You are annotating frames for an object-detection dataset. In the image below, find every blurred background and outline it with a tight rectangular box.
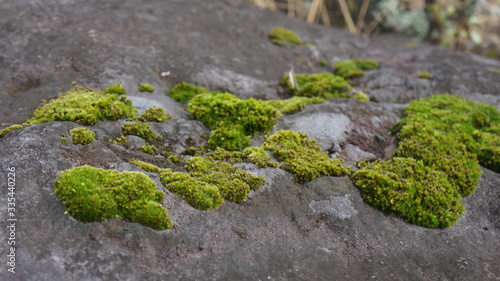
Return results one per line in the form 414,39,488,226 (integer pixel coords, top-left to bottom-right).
245,0,500,59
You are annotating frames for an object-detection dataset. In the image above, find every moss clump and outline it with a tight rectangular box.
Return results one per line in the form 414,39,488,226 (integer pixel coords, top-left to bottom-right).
0,125,23,138
280,72,353,99
104,83,127,95
156,156,265,210
140,144,158,155
206,125,251,151
187,92,281,150
130,159,164,173
393,94,499,176
138,107,172,122
197,147,278,168
122,121,161,143
265,96,324,114
243,146,279,168
54,165,172,230
333,59,379,79
268,26,304,46
168,82,210,104
28,86,137,126
138,83,155,92
69,127,96,145
417,71,432,79
263,130,352,183
351,158,464,228
110,136,129,147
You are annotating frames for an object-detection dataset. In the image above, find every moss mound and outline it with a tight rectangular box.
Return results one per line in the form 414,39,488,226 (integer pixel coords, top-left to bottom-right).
263,130,352,183
280,72,353,99
264,96,324,114
28,86,137,125
138,107,172,122
122,121,161,143
54,165,172,230
168,82,210,104
69,127,96,145
351,158,464,228
138,83,155,92
268,26,304,46
333,59,379,79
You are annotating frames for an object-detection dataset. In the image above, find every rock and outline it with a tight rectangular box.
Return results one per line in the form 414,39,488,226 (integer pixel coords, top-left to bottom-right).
0,0,499,280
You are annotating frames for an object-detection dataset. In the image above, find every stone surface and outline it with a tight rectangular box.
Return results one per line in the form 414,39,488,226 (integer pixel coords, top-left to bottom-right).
0,0,499,280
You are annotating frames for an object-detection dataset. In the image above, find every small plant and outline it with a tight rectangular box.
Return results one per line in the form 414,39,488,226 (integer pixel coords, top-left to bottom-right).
268,26,304,46
263,130,352,183
69,127,96,145
138,107,172,122
138,83,155,92
54,165,172,230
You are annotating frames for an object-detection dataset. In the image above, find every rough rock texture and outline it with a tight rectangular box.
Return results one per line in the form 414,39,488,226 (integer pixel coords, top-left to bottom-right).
0,0,499,280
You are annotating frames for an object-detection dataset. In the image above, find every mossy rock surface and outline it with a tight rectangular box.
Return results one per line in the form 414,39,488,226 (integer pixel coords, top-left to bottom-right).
69,127,96,145
28,86,137,126
333,59,379,79
351,157,464,228
138,107,172,122
168,82,210,104
122,121,161,143
263,130,352,183
268,26,303,46
54,165,172,230
280,72,352,99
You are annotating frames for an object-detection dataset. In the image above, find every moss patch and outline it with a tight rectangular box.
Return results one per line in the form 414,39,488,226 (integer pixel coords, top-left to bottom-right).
140,144,158,155
0,125,23,138
28,86,137,125
280,72,353,99
54,165,172,230
417,71,432,79
138,107,172,122
351,158,464,228
168,82,210,104
104,83,127,95
264,96,324,114
333,59,379,79
138,83,155,92
263,130,352,183
122,121,161,143
70,127,96,145
268,26,304,46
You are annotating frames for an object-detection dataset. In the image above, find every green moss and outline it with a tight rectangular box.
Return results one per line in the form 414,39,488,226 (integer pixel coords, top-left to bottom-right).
263,130,352,183
69,127,96,145
351,157,464,228
138,107,172,122
264,96,324,114
168,82,210,104
352,91,369,102
0,125,23,138
138,83,155,92
104,83,127,95
268,26,304,46
188,92,281,150
393,94,499,175
109,136,129,147
140,144,158,155
318,60,328,67
27,86,137,126
122,121,161,142
130,159,164,173
243,146,279,168
417,71,432,79
280,72,352,99
54,165,172,230
333,59,380,79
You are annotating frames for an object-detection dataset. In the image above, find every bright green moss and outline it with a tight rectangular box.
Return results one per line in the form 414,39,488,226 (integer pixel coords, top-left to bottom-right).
206,125,250,151
394,94,499,175
109,136,129,147
54,165,172,230
122,121,161,142
243,146,279,168
352,91,369,102
280,72,353,99
263,130,352,183
168,82,210,104
417,71,432,79
264,96,324,114
27,86,137,125
0,124,23,138
351,158,464,228
138,83,155,92
130,159,164,173
140,144,158,155
268,26,304,46
69,127,96,145
138,107,172,122
188,92,281,150
104,83,127,95
333,59,379,79
158,156,265,210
